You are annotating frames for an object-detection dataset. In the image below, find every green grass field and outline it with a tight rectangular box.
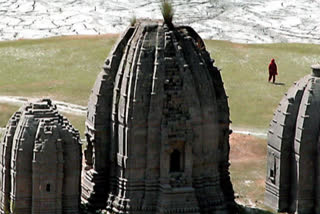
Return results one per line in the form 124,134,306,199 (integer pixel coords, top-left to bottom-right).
0,35,115,138
206,40,320,131
0,35,117,106
1,35,319,213
1,36,319,132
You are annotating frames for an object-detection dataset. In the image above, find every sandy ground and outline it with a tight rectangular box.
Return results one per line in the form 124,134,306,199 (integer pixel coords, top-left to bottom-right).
229,133,269,211
230,133,266,162
1,0,320,43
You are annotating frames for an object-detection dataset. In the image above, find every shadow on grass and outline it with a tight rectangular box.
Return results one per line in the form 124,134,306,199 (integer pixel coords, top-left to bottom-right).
238,205,274,214
273,82,285,86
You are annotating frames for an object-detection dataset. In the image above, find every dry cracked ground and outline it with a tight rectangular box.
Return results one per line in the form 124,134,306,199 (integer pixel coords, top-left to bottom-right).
0,0,320,43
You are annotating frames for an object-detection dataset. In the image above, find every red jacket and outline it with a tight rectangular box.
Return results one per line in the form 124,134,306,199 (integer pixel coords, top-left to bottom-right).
269,59,278,75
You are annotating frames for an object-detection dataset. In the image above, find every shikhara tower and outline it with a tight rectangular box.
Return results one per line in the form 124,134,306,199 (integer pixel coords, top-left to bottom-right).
265,65,320,214
82,20,235,213
0,99,82,214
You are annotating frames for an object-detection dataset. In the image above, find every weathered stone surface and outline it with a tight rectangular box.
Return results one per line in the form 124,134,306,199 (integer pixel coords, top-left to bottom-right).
265,65,320,214
82,20,235,213
0,99,82,214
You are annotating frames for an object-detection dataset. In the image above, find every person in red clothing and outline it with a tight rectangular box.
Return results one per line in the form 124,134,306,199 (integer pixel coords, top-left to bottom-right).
268,58,278,83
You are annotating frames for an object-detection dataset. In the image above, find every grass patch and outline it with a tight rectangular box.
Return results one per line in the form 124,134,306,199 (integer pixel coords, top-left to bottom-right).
1,36,315,213
205,40,320,130
1,36,320,131
161,0,174,26
63,113,86,136
0,103,20,127
130,15,137,26
231,160,267,208
229,133,275,213
0,35,117,106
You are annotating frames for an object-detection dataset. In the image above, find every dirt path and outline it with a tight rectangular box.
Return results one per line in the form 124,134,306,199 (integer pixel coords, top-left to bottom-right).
0,95,268,138
0,95,86,116
232,129,267,139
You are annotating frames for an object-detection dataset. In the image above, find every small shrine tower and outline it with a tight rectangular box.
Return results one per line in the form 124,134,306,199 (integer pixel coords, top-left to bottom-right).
0,99,82,214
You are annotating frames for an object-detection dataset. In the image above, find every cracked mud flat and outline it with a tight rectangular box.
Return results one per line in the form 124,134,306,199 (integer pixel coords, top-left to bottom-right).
0,0,320,43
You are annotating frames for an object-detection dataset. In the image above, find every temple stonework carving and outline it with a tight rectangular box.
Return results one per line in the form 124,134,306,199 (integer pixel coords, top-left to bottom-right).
265,65,320,214
82,20,235,213
0,99,82,214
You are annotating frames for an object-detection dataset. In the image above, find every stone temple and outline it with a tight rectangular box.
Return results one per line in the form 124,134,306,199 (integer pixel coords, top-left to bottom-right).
82,20,235,213
265,65,320,213
0,99,82,214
